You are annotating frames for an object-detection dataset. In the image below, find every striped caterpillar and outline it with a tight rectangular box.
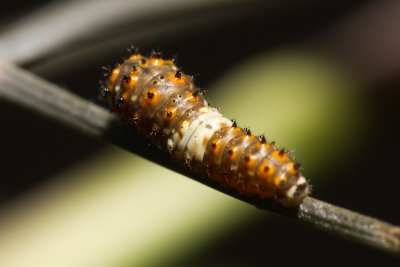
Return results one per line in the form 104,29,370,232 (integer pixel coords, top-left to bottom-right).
101,50,310,208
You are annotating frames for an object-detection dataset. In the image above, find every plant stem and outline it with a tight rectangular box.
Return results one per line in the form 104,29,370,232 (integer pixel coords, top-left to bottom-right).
0,61,399,255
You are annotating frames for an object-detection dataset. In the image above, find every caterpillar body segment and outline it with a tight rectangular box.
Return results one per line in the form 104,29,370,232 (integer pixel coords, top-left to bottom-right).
103,52,310,207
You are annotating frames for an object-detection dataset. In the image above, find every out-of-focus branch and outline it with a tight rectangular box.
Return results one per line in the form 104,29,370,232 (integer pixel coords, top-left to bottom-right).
0,0,246,65
0,61,399,255
0,60,114,136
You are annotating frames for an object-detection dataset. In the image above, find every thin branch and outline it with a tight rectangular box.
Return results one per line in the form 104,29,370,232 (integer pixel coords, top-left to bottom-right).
297,197,400,254
0,0,251,65
0,61,399,255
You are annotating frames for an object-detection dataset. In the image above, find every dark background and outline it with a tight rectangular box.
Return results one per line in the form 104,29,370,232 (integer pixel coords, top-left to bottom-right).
1,0,399,266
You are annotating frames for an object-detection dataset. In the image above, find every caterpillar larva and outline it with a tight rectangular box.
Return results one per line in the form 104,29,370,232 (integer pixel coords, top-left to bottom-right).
101,50,310,208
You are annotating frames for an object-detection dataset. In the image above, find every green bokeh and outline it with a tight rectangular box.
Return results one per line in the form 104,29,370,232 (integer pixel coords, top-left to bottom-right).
209,49,365,179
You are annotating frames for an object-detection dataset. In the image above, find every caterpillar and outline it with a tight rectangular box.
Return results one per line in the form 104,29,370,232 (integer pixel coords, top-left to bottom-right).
101,50,310,208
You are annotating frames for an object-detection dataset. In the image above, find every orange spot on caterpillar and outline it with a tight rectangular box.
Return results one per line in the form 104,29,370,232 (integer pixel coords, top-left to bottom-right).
272,149,289,163
287,162,300,175
166,71,186,85
257,161,275,180
144,89,159,106
128,54,143,61
165,107,177,122
242,154,255,169
274,175,288,189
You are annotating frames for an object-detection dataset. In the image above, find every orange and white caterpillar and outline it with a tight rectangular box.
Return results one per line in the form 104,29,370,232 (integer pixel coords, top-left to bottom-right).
101,50,310,207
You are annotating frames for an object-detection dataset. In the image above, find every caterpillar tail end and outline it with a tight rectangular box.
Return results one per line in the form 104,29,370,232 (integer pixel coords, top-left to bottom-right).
277,176,310,208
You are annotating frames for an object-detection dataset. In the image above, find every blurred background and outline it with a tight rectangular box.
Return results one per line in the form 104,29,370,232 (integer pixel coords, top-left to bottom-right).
0,0,399,266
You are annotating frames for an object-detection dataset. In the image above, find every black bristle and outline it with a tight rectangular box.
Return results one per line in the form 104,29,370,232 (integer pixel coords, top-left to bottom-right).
99,84,109,98
294,163,301,170
147,91,155,99
151,50,163,59
175,70,182,79
192,88,202,97
245,128,251,135
101,65,111,77
122,74,131,83
117,97,124,107
127,45,139,54
171,54,179,63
